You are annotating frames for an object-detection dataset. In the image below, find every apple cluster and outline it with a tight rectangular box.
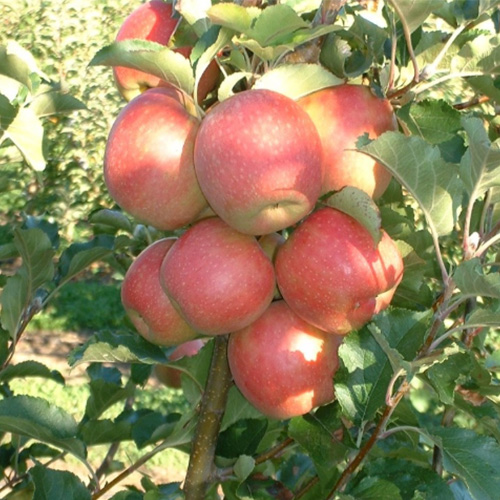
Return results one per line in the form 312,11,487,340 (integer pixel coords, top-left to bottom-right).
107,1,404,420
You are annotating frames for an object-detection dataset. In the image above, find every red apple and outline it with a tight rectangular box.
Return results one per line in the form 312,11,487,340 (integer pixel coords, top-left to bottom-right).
194,89,324,235
113,0,219,103
160,217,276,336
154,338,205,388
297,84,397,199
275,207,404,335
104,87,209,230
228,301,342,419
121,238,198,346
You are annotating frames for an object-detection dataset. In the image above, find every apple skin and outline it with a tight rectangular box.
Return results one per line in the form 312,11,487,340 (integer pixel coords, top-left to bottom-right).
228,300,342,420
297,84,397,199
104,87,209,230
194,89,324,235
154,338,205,389
275,207,404,335
113,0,219,103
160,217,276,336
121,238,198,346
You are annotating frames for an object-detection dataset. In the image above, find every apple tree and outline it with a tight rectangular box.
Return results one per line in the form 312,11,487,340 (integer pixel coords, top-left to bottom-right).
3,0,500,499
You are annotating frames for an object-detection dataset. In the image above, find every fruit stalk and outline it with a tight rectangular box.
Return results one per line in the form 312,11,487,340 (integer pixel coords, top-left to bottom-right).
183,335,233,499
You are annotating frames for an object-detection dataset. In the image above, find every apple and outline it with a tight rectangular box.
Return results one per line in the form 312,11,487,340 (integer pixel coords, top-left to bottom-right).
160,217,276,336
113,0,219,103
194,89,324,235
297,84,397,199
228,300,342,419
154,338,206,388
121,238,198,346
104,87,209,230
275,207,404,335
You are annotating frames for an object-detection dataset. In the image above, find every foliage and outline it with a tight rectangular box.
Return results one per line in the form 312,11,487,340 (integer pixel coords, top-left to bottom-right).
2,0,500,499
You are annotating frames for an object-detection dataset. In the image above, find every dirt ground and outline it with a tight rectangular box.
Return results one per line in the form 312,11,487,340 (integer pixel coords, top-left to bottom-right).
9,329,188,498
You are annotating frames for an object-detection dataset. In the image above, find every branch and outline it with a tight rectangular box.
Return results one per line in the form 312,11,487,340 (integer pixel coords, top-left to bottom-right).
183,335,233,499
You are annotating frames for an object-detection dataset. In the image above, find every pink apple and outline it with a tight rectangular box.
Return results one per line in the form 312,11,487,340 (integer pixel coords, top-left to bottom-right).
121,238,198,346
275,207,404,335
113,0,219,103
228,300,342,419
194,89,323,235
160,217,276,335
154,338,206,388
104,87,209,230
297,84,397,199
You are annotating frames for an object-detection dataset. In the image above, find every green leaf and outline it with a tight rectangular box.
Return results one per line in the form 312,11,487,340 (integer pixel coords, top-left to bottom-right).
360,132,462,237
431,427,500,500
250,5,308,46
426,351,472,404
394,0,445,34
2,105,46,170
78,418,131,446
234,455,256,483
30,465,91,500
0,396,85,458
89,209,133,233
0,361,64,385
397,100,462,145
453,258,500,300
207,3,260,34
68,330,169,367
218,72,252,101
335,309,429,424
326,187,382,245
289,405,349,486
85,365,135,420
30,89,87,117
360,458,454,499
452,34,500,75
347,477,402,500
0,274,29,338
1,228,54,338
253,63,343,101
58,235,114,284
216,418,268,459
0,41,48,90
462,307,500,331
460,117,500,202
90,40,195,96
14,228,54,291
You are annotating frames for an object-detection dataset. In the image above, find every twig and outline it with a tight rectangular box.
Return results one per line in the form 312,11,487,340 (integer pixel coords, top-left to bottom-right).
183,335,233,499
326,379,411,498
387,0,419,84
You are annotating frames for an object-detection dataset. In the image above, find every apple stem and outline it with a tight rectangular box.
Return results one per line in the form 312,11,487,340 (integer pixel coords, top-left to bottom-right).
183,335,233,499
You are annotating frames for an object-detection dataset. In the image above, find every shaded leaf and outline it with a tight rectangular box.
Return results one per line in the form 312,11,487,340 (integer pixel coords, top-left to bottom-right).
360,458,454,499
31,465,91,500
326,187,382,245
58,235,114,284
0,361,64,385
335,309,429,424
0,396,85,458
